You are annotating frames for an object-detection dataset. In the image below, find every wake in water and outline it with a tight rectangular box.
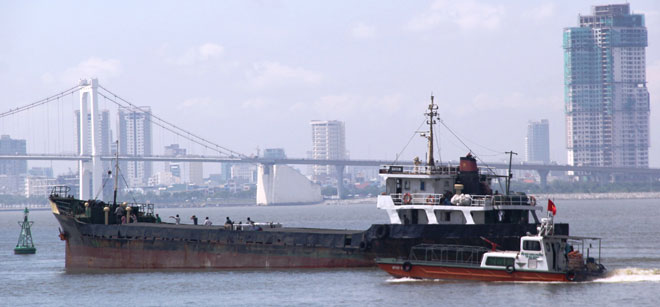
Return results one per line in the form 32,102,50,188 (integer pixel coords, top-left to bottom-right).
593,267,660,283
385,268,660,284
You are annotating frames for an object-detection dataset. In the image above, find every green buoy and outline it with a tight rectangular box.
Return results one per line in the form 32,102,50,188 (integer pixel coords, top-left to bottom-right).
14,208,36,254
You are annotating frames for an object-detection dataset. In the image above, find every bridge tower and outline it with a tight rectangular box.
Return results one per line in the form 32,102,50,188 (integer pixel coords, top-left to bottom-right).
78,78,103,200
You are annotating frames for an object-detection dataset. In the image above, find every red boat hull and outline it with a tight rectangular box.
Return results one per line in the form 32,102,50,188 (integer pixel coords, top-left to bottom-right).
377,262,569,282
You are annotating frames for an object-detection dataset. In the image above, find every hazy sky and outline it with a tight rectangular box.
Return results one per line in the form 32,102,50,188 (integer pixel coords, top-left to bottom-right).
1,0,659,172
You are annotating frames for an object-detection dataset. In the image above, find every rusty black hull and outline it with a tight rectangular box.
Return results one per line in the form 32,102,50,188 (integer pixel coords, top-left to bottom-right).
54,212,568,270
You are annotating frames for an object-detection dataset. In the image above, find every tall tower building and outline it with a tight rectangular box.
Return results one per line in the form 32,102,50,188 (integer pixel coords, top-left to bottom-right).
0,135,27,175
118,107,152,187
564,4,649,168
310,120,346,181
525,120,550,164
75,109,112,168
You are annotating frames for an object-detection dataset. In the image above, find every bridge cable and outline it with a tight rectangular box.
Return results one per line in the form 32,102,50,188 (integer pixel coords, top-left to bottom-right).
97,91,241,159
97,85,246,158
0,84,82,119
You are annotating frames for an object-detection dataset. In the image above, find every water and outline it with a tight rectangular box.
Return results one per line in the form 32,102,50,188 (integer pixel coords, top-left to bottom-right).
1,199,659,306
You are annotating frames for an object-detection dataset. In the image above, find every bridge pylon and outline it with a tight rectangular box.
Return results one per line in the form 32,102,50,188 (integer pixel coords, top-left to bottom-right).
78,78,103,200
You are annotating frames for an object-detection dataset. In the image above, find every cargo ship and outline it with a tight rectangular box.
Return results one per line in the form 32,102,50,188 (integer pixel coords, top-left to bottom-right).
50,96,568,270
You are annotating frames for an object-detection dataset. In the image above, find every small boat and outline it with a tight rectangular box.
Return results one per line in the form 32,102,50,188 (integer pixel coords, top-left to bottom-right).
376,204,606,282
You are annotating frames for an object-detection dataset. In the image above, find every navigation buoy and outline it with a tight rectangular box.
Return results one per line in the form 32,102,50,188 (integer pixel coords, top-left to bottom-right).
14,208,36,254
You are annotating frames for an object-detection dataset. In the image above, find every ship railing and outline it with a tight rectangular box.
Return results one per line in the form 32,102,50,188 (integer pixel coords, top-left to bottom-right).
379,165,459,175
125,202,155,216
390,193,487,207
50,186,72,198
409,244,488,267
389,193,533,207
391,193,445,206
229,222,282,231
490,194,531,207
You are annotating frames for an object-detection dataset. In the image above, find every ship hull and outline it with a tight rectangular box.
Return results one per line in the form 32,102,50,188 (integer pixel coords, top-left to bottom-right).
51,198,568,270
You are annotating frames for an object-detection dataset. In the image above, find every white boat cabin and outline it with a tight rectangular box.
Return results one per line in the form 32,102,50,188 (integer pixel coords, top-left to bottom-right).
481,217,602,274
377,157,541,225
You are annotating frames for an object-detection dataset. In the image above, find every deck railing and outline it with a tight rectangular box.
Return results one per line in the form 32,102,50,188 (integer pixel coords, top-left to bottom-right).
379,165,459,175
409,244,488,267
388,193,532,207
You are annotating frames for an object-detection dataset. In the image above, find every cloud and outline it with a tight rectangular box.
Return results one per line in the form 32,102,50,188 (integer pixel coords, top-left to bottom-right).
170,43,224,65
241,97,270,110
290,93,405,117
246,61,322,89
178,97,212,110
456,91,562,115
407,0,504,31
351,23,376,39
41,57,121,85
522,3,555,21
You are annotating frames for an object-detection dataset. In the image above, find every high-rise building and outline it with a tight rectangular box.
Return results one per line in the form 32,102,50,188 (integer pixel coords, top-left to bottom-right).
75,109,112,172
525,120,550,164
189,160,204,185
262,148,287,159
564,4,649,168
163,143,187,179
310,120,346,181
75,109,112,156
231,164,257,184
118,107,152,187
0,135,27,176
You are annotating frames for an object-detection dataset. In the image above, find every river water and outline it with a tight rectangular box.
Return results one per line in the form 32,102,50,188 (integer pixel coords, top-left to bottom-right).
1,199,659,306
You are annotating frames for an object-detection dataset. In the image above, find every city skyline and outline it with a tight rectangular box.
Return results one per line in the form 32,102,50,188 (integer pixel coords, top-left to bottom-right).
1,1,659,171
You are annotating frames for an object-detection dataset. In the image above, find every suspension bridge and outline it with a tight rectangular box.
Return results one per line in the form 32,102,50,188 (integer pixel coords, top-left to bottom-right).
1,78,659,202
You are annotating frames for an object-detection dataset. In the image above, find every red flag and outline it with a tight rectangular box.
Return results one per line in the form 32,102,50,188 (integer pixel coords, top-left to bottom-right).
548,199,557,216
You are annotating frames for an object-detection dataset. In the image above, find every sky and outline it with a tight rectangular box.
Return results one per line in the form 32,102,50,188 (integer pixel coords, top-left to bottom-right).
1,0,659,174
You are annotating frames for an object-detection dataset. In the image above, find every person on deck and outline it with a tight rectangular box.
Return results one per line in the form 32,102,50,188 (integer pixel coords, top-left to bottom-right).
224,217,233,230
204,217,212,226
191,215,198,225
155,214,162,223
114,205,125,224
169,214,181,225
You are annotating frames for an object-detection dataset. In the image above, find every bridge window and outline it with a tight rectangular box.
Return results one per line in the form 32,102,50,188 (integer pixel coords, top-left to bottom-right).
485,256,515,267
420,181,426,191
523,240,542,251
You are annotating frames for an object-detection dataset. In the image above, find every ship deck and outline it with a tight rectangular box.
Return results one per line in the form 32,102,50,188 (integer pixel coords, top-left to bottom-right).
124,222,364,235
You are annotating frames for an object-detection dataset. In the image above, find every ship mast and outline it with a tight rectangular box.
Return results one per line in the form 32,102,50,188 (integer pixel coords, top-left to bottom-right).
112,140,119,207
424,95,438,167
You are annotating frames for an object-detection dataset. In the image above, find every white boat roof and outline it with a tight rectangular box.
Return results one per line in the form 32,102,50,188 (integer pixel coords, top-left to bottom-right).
546,235,602,240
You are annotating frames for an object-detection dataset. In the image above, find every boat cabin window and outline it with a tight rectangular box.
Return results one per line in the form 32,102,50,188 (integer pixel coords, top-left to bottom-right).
404,180,410,190
420,181,426,191
485,256,515,267
522,240,542,251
